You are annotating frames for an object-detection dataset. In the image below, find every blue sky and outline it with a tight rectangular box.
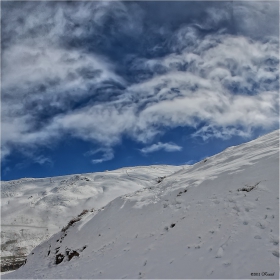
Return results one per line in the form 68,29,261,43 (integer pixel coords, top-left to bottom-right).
1,1,279,181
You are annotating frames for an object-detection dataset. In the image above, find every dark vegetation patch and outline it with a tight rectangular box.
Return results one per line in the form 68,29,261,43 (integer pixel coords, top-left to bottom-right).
238,182,260,192
1,240,18,251
64,246,87,262
62,209,89,232
61,216,82,232
156,176,166,183
55,253,64,264
55,245,87,264
177,189,187,196
66,249,80,261
1,260,26,272
78,209,89,217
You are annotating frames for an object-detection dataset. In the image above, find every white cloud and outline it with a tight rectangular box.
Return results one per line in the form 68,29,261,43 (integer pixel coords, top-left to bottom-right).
2,45,124,94
1,2,279,162
129,34,279,141
85,148,114,164
232,1,279,38
34,155,53,166
53,103,136,146
185,160,197,165
140,142,182,154
2,31,278,160
1,1,128,160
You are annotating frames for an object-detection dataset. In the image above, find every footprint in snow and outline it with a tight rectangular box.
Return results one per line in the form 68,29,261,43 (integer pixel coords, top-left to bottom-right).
254,235,262,239
232,205,240,213
197,200,204,205
223,261,231,267
270,236,279,246
256,222,266,229
215,247,224,258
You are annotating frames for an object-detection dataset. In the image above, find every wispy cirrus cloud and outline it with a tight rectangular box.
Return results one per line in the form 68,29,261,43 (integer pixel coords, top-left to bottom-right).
1,1,279,166
128,33,279,142
1,1,129,160
140,142,182,154
85,148,114,164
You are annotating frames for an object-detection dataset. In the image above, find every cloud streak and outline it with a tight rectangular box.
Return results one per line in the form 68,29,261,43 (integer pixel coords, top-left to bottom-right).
1,1,279,164
85,148,114,164
140,142,182,154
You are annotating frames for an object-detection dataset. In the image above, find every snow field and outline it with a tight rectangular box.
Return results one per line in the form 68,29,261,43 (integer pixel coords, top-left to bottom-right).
3,130,279,278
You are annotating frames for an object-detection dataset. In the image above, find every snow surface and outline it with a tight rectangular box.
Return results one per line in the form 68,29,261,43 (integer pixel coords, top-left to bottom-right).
1,165,180,258
3,130,279,279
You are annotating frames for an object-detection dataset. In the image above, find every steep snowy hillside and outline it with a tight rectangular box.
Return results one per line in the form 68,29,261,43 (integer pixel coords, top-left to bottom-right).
1,165,181,262
3,130,279,279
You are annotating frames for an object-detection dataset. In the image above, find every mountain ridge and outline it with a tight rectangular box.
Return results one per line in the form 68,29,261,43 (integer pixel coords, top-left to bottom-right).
3,129,279,278
1,165,181,262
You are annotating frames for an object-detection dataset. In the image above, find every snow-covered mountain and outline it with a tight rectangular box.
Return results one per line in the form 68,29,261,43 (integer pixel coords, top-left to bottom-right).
1,165,181,259
3,130,279,279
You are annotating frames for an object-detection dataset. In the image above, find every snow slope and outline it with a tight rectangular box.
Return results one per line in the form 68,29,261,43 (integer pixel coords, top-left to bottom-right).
3,130,279,279
1,165,181,259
